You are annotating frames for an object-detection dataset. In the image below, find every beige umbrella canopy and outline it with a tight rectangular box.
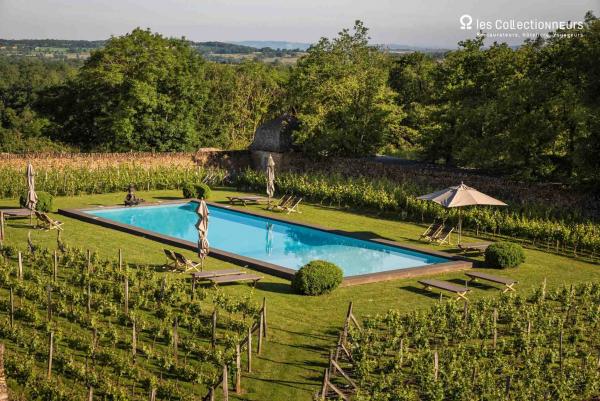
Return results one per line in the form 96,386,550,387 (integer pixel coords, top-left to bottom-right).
417,182,507,244
195,200,210,271
266,154,275,202
26,163,38,211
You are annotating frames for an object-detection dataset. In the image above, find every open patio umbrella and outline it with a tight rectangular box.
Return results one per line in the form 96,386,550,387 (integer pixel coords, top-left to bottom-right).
266,154,275,205
26,163,38,225
417,182,506,244
195,200,210,271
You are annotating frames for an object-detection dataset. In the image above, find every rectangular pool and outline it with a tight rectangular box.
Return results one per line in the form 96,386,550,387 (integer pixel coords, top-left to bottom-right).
82,201,451,278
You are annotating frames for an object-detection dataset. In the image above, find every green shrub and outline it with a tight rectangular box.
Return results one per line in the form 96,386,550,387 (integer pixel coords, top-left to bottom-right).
485,242,526,268
292,260,343,295
195,183,211,200
19,191,53,212
182,183,195,199
182,183,211,200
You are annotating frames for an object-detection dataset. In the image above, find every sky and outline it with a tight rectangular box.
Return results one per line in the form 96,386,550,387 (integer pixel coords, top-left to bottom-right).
0,0,598,48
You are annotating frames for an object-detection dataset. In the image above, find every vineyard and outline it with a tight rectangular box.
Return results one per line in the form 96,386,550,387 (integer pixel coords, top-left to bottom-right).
0,240,263,400
333,284,600,400
235,169,600,261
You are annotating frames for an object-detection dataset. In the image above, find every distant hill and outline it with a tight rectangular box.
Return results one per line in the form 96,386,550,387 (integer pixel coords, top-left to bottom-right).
232,41,311,51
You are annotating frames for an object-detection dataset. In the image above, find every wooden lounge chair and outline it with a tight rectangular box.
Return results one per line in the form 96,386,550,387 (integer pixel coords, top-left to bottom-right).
36,212,64,231
458,242,491,254
266,194,292,211
419,279,470,300
226,196,268,206
465,271,518,293
208,273,263,287
173,252,201,272
274,196,302,214
191,269,246,282
163,249,183,271
431,225,453,245
420,220,444,241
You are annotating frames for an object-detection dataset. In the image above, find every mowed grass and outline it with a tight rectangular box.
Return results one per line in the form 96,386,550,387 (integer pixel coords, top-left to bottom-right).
1,188,599,400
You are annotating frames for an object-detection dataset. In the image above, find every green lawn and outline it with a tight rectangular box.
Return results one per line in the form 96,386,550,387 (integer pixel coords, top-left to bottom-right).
1,188,599,400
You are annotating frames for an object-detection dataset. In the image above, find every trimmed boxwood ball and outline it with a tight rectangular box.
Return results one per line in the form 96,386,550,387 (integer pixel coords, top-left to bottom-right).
182,183,211,200
19,191,53,212
292,260,343,295
485,242,525,269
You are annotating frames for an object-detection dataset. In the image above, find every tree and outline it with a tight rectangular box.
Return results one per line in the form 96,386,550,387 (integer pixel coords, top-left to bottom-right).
43,28,208,151
201,61,286,149
287,21,404,157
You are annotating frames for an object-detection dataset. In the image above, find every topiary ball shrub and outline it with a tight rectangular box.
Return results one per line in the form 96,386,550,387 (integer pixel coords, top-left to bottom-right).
19,191,53,212
194,183,211,200
292,260,343,295
485,242,525,269
182,183,211,199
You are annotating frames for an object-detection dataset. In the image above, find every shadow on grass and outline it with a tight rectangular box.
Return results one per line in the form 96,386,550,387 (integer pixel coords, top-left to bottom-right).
249,376,315,392
256,281,294,294
400,285,442,300
257,355,324,374
275,327,337,342
269,340,327,355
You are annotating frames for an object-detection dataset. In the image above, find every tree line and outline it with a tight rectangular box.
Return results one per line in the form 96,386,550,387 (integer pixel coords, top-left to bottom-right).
1,15,599,186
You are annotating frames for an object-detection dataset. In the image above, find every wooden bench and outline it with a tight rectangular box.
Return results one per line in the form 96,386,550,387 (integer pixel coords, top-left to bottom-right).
458,242,491,254
208,273,263,287
226,196,268,206
419,279,470,300
465,271,518,293
191,269,246,281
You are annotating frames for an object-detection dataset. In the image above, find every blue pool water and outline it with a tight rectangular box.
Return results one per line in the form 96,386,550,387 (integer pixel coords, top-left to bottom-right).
87,202,448,276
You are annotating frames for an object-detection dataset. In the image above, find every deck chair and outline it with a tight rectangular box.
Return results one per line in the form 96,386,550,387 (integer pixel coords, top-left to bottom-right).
163,249,183,271
275,196,302,214
431,225,454,245
420,219,444,241
266,194,292,211
173,252,201,272
36,212,64,231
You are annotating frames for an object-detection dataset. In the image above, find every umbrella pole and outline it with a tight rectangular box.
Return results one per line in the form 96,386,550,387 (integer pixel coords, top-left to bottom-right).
458,209,462,245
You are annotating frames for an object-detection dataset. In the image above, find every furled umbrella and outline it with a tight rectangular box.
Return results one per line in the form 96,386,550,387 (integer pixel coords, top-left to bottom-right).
195,200,210,271
417,182,507,244
266,154,275,205
26,162,38,226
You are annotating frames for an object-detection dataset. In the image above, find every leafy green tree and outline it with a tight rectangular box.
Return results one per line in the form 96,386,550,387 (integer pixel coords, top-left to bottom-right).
201,61,286,149
44,28,208,151
287,21,404,157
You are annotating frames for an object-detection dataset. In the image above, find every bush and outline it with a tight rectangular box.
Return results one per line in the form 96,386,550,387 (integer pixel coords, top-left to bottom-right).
182,183,211,200
19,191,53,212
485,242,525,269
292,260,343,295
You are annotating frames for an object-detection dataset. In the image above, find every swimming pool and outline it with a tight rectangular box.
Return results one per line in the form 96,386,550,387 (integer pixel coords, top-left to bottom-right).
79,201,453,278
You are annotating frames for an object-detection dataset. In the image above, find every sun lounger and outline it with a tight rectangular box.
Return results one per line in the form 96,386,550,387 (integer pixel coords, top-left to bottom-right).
431,225,453,244
191,269,246,281
465,271,518,293
173,252,201,272
208,273,263,287
419,279,470,300
273,196,302,214
420,220,444,241
266,194,292,211
36,212,64,231
226,196,269,206
0,208,33,218
163,249,183,270
458,242,491,254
